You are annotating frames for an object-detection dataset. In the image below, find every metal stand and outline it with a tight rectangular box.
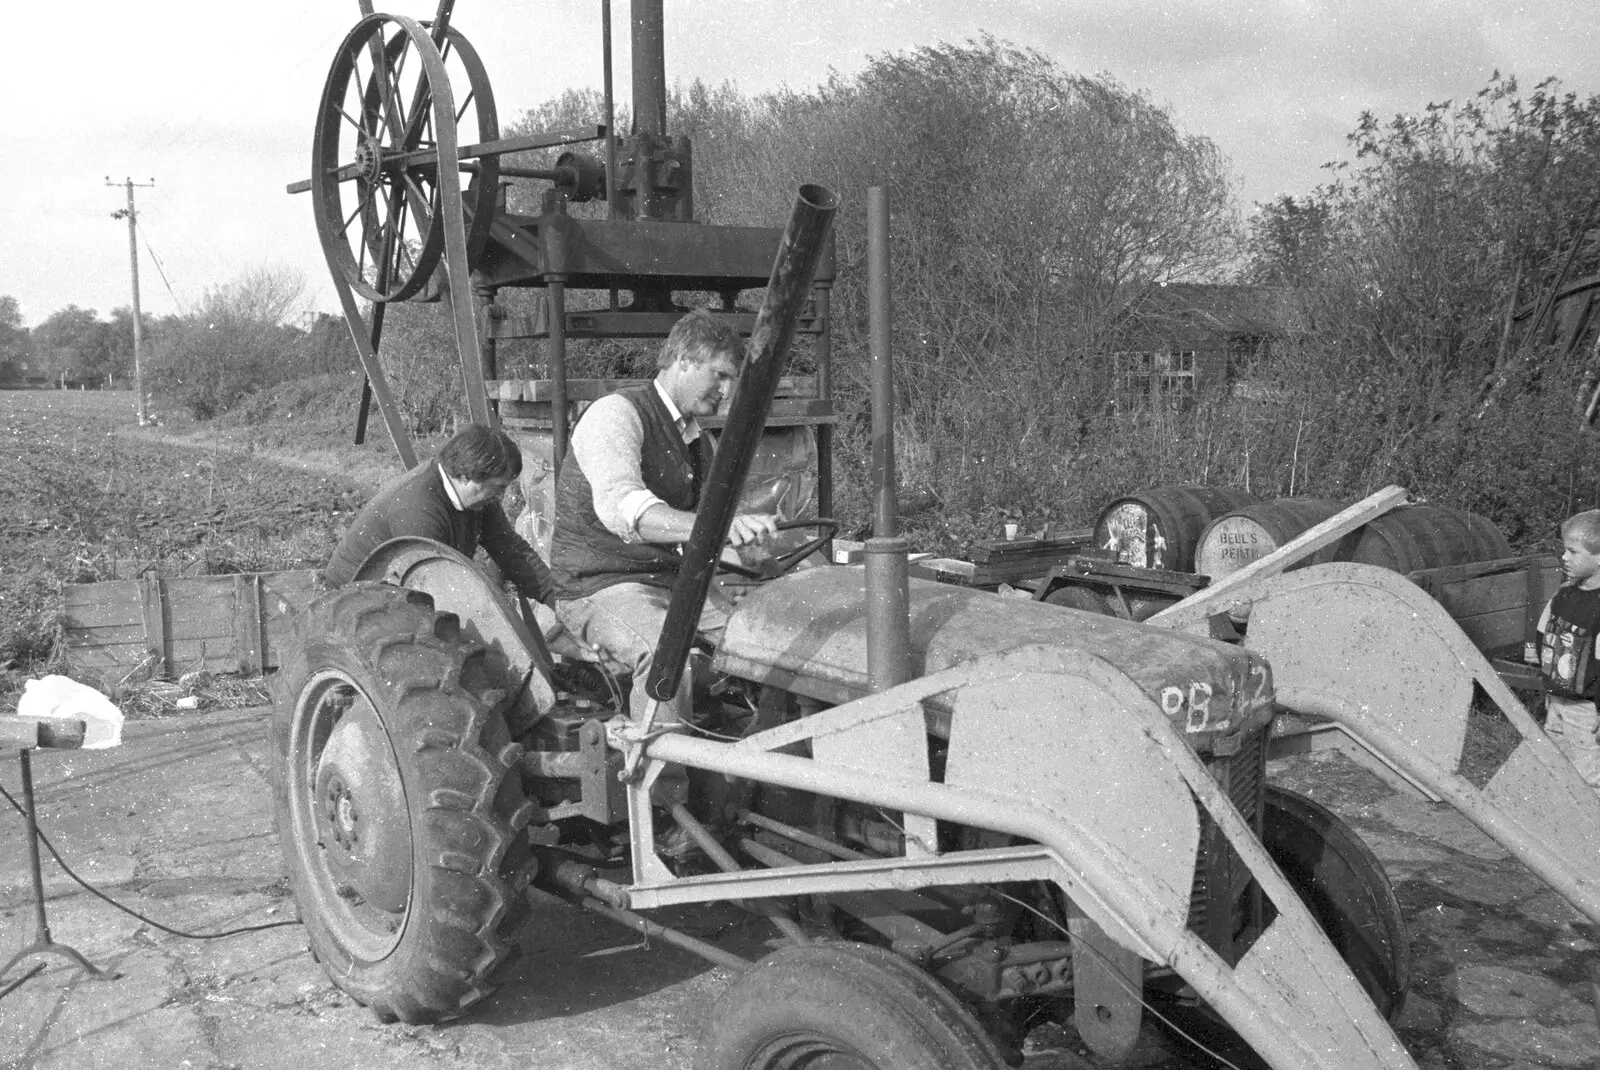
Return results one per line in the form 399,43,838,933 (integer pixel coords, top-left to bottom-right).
0,748,105,998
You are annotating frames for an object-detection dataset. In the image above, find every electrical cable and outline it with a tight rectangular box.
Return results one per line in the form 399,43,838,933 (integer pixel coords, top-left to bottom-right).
0,780,300,942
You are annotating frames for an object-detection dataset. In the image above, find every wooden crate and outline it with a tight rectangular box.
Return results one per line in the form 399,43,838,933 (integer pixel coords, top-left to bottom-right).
62,570,321,683
1405,554,1561,658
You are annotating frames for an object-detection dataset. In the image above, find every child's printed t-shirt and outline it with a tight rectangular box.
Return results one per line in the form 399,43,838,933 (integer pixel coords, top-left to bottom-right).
1537,585,1600,701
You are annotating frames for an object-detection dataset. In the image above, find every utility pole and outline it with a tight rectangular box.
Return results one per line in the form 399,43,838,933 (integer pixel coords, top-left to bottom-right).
107,177,155,425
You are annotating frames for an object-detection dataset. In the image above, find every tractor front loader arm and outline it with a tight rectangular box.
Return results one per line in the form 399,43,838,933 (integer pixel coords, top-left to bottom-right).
625,645,1415,1070
1212,561,1600,925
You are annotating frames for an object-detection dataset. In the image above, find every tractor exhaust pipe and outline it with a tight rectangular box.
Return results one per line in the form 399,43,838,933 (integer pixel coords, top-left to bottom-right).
646,184,840,702
865,187,913,692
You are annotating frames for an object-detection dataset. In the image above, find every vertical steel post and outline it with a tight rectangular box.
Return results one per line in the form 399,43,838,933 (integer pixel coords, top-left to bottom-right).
548,278,570,472
814,281,834,527
865,187,912,692
631,0,667,137
601,0,622,311
868,188,896,537
603,0,618,221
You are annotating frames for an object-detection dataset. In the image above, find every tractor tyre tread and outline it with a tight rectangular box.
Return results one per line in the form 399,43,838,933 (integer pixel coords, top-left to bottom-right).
271,582,535,1025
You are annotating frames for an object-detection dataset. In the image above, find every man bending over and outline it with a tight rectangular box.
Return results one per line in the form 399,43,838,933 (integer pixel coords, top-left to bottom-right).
325,423,552,603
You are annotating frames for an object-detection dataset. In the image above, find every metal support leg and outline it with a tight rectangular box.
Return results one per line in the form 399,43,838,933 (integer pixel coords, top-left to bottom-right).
0,750,106,997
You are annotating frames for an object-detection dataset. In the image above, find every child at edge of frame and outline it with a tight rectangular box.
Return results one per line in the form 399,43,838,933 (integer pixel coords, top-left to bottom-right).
1527,508,1600,789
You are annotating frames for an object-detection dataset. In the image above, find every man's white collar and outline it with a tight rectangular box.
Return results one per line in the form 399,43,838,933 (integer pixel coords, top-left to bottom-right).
438,461,467,511
654,379,699,442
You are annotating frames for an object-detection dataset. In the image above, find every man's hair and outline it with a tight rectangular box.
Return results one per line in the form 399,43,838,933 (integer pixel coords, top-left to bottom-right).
657,308,744,371
1562,509,1600,553
438,424,522,482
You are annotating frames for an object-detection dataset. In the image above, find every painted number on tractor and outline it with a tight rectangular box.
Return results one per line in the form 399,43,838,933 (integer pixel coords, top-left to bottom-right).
1160,681,1230,733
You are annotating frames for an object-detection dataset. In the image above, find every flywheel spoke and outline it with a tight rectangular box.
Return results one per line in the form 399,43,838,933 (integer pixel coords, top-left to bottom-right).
390,38,410,95
376,181,409,290
402,171,435,221
388,204,411,284
341,184,373,239
367,33,405,141
337,102,368,136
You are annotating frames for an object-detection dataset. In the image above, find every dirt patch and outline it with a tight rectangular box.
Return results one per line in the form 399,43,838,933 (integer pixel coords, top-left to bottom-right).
1,390,379,705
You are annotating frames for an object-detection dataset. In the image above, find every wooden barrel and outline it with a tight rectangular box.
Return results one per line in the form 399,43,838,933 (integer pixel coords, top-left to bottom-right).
1195,499,1344,579
1093,485,1261,572
1196,500,1513,580
1345,505,1512,574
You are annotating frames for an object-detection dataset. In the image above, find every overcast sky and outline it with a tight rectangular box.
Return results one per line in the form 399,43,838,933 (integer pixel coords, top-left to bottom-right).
6,0,1597,327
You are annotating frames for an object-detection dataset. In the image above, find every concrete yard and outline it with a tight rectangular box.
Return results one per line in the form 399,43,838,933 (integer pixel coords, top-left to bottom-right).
2,706,1597,1070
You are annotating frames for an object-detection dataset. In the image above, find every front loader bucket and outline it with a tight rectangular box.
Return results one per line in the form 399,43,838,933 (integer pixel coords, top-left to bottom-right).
1222,562,1600,924
639,645,1414,1070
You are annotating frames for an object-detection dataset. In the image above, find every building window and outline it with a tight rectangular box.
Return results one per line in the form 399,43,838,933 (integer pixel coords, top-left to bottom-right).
1112,349,1196,410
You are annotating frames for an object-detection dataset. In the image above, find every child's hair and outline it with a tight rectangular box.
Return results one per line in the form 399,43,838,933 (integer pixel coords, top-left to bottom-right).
1561,509,1600,553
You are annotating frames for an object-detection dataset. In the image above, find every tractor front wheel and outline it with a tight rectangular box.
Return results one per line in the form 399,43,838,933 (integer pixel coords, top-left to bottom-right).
699,941,1008,1069
1263,784,1411,1021
271,583,535,1023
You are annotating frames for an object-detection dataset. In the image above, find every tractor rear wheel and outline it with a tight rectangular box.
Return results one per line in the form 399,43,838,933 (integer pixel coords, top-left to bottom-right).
699,941,1008,1069
271,583,536,1023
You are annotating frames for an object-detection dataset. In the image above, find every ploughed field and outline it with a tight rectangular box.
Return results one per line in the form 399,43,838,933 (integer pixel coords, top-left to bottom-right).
0,389,369,694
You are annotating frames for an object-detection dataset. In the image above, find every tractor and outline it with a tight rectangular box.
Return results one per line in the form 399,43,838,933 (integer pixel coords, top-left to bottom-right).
273,4,1600,1068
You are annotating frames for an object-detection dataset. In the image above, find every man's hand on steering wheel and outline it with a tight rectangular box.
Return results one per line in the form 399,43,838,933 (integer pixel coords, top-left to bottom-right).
727,512,779,548
717,518,840,579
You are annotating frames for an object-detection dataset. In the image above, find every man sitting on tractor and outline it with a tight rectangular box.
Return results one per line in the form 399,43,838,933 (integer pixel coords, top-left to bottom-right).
550,308,778,735
325,423,553,603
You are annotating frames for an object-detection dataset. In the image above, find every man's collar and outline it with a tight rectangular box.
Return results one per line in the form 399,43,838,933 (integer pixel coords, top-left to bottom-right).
653,378,699,443
437,461,467,511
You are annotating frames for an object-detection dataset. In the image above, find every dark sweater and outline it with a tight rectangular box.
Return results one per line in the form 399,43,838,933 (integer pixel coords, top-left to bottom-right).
324,461,551,600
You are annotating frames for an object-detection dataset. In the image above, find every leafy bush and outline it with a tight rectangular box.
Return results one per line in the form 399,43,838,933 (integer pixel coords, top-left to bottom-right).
146,267,313,418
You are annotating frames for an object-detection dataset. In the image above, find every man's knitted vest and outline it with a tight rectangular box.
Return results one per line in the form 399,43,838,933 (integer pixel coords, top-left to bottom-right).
550,384,710,600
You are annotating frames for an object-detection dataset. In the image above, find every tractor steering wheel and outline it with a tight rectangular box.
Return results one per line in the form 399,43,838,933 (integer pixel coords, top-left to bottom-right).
717,518,839,580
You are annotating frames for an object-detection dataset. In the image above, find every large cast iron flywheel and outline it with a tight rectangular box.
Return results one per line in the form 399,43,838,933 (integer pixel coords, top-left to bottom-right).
311,13,499,303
